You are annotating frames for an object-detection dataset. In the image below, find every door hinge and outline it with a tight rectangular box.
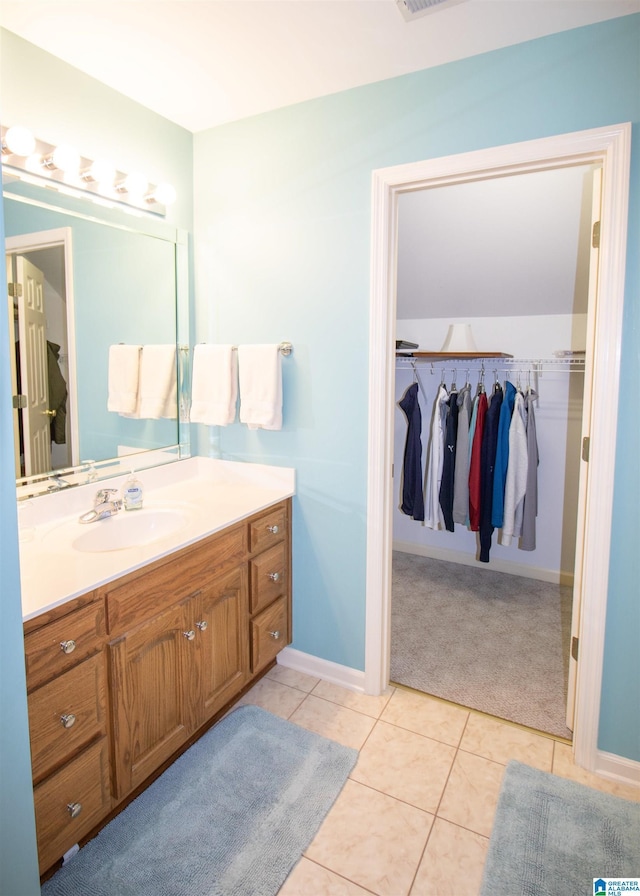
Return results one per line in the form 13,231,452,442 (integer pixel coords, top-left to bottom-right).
12,394,27,409
571,636,579,662
7,282,23,298
592,220,600,249
582,436,590,462
391,463,394,478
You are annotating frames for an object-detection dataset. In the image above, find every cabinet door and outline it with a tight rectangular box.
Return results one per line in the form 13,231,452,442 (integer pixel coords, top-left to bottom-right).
109,601,192,799
189,567,249,727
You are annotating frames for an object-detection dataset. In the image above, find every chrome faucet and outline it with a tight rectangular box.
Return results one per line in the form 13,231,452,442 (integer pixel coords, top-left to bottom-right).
47,474,71,491
79,488,123,524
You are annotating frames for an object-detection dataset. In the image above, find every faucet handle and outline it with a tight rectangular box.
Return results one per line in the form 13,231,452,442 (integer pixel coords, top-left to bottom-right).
95,488,119,506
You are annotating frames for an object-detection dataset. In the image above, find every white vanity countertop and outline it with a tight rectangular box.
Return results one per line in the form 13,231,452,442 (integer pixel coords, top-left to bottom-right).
18,457,295,622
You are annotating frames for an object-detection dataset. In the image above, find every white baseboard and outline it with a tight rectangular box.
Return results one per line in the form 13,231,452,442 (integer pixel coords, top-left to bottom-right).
393,539,575,586
277,647,366,694
594,750,640,789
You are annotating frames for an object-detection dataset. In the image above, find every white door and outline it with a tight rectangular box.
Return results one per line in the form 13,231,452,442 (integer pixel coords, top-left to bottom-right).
16,255,52,476
565,166,602,731
6,255,22,477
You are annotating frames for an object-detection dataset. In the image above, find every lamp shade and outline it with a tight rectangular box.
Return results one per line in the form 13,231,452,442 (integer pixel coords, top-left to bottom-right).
439,323,478,353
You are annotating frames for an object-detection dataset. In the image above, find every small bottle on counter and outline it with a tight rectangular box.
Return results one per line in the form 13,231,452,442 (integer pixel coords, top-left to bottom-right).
123,471,144,511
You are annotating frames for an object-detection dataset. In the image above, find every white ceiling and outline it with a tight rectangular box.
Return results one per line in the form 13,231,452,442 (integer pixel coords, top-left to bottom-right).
1,0,638,133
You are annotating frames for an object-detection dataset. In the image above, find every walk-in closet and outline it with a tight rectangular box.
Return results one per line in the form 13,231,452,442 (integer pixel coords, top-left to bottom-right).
391,164,598,739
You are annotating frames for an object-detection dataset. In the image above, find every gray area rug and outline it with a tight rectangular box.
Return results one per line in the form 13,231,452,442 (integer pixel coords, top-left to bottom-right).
480,761,640,896
41,705,357,896
391,551,573,738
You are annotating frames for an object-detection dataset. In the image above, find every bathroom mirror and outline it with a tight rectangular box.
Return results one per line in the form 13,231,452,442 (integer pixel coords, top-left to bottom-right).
4,173,190,496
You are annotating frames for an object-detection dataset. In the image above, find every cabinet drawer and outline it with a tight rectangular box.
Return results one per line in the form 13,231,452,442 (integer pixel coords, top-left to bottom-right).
28,653,107,784
251,596,288,673
250,542,288,614
249,504,287,555
105,524,246,636
34,737,111,874
24,601,105,691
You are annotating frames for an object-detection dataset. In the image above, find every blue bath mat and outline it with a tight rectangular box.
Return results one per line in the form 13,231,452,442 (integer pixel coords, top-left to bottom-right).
480,760,640,896
41,705,358,896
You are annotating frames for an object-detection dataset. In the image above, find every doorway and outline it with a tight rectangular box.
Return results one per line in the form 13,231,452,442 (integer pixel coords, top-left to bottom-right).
389,164,593,739
365,124,631,775
5,227,78,477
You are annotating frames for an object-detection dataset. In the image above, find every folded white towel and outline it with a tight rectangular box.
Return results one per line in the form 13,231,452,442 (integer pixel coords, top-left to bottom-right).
238,344,283,431
107,345,141,415
189,344,238,426
138,345,177,419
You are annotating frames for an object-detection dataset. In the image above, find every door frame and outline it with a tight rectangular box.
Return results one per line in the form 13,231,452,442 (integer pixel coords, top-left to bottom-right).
5,227,78,471
365,123,631,774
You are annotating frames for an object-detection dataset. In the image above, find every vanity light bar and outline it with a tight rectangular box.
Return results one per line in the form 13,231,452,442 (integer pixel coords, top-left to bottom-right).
1,125,176,217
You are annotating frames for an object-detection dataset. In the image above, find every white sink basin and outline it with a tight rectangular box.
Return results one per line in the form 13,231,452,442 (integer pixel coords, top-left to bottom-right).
70,508,189,553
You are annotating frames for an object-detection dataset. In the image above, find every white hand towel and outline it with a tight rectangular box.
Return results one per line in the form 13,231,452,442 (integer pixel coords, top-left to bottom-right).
189,344,238,426
107,345,141,415
238,344,283,431
138,345,177,419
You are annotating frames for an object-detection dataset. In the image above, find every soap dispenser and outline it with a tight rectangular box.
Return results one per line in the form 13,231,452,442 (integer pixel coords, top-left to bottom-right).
123,471,144,511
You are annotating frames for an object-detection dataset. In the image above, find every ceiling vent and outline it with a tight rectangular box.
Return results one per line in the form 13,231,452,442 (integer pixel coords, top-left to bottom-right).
396,0,468,22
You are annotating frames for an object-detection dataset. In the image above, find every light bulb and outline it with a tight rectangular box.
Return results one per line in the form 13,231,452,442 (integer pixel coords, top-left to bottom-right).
150,182,177,205
123,171,148,197
4,125,36,156
51,143,81,174
88,158,116,186
25,153,44,174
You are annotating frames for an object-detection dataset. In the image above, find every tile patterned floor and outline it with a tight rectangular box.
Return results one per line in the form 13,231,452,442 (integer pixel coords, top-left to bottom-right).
237,666,640,896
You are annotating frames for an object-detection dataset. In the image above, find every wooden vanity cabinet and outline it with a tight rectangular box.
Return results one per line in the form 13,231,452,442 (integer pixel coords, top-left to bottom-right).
105,523,250,800
23,594,111,874
248,502,291,673
26,497,292,873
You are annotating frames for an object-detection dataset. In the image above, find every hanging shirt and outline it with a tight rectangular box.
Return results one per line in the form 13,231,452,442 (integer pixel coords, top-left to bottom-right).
468,391,488,531
502,391,528,546
398,383,425,522
425,384,448,530
521,389,539,551
491,380,517,528
479,383,503,562
439,390,459,532
452,385,473,525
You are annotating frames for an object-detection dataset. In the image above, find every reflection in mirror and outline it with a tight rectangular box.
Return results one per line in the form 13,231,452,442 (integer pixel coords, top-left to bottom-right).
3,175,190,496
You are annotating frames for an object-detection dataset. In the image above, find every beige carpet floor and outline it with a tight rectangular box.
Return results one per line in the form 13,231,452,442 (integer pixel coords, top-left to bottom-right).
390,551,574,739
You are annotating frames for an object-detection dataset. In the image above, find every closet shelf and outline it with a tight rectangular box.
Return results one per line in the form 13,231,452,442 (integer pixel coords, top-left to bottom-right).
395,351,513,360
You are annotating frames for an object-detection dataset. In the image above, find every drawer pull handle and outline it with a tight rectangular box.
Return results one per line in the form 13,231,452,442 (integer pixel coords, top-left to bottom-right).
183,630,196,641
269,630,281,640
60,713,76,729
67,802,82,819
267,525,279,535
268,572,281,582
60,639,76,655
196,620,208,632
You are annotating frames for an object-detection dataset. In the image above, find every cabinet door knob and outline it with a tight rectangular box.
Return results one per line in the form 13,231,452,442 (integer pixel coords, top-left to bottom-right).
268,572,281,582
60,713,76,729
267,525,279,534
67,802,82,819
196,620,208,632
60,639,76,655
269,630,281,640
182,630,195,641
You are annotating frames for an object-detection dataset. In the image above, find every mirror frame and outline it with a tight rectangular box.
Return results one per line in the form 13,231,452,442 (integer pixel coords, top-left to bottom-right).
3,175,191,498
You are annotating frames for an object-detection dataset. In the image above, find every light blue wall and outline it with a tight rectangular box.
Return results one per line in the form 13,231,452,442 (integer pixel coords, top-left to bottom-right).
194,15,640,761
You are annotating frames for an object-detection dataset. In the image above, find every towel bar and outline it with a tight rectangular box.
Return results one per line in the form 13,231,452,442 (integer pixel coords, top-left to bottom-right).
190,342,293,356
